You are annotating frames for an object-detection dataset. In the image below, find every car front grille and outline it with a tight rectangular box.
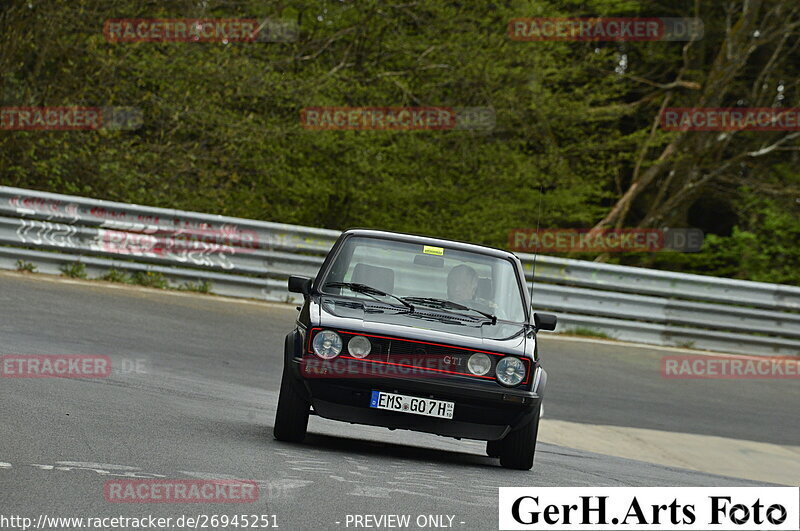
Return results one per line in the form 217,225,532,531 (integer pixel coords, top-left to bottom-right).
341,332,499,380
305,328,529,384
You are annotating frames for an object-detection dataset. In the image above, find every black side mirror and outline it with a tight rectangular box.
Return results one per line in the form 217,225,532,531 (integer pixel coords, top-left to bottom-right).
288,275,312,296
533,312,557,332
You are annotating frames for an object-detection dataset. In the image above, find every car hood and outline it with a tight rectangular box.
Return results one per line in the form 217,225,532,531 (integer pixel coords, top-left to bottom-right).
313,296,528,355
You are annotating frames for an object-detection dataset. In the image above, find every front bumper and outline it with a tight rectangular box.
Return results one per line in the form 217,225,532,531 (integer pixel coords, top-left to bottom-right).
292,357,542,441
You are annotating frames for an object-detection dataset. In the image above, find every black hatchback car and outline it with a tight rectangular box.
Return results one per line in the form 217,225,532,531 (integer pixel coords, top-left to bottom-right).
273,229,556,470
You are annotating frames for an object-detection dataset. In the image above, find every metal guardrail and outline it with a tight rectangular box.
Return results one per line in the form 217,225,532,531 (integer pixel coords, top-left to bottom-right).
1,186,798,356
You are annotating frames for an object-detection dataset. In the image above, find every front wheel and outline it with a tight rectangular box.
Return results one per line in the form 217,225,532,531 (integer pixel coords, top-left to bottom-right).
498,402,541,470
273,367,309,443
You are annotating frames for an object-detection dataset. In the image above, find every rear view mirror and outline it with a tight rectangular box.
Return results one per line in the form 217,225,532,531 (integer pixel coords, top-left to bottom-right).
533,312,557,332
288,275,312,296
413,254,444,268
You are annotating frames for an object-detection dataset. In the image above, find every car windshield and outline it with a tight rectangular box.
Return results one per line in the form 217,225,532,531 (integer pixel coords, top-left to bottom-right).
320,236,526,323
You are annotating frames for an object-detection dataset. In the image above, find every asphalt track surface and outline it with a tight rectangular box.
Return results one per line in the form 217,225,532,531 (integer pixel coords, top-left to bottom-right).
1,273,792,530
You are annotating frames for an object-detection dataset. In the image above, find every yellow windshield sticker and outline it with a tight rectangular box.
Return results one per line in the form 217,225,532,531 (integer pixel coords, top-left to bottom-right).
423,245,444,256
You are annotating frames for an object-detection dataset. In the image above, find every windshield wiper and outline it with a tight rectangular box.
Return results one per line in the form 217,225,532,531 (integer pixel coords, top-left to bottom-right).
324,282,415,311
400,297,497,325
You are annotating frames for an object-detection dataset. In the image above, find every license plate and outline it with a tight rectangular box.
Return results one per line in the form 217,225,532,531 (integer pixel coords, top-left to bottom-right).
369,391,454,419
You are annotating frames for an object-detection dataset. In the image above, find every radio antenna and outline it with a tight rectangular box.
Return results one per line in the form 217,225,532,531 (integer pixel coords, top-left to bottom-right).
529,185,544,308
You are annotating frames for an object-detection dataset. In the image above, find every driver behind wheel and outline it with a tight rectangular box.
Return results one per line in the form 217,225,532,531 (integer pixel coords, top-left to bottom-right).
446,264,498,314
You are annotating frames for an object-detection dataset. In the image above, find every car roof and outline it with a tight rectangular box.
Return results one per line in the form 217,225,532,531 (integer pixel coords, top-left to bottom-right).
340,229,519,261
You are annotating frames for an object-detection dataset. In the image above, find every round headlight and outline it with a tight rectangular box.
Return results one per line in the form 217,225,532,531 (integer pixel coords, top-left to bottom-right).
347,335,372,358
496,356,526,387
312,330,342,360
467,353,491,376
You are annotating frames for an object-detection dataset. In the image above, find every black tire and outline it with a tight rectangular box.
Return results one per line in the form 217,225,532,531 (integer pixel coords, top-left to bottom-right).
498,402,541,470
273,366,310,443
486,439,502,458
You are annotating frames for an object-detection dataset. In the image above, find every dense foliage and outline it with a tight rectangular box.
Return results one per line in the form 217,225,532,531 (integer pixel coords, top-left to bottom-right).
1,0,798,283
